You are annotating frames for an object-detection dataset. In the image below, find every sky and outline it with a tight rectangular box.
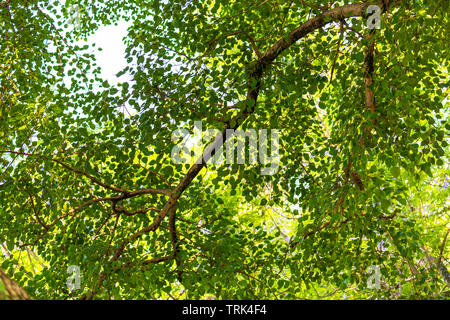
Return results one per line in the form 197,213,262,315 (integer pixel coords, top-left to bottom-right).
81,20,130,86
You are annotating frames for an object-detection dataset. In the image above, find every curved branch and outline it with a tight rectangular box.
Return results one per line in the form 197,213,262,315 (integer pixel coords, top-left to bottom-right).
0,269,31,300
83,0,402,299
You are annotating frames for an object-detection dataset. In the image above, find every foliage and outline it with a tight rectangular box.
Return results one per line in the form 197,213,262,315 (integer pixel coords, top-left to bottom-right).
0,0,449,299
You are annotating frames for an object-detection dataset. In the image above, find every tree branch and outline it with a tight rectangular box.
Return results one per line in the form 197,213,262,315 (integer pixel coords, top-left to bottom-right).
82,0,402,299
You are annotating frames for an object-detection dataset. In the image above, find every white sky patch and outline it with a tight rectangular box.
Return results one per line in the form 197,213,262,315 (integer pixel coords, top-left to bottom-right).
84,20,131,85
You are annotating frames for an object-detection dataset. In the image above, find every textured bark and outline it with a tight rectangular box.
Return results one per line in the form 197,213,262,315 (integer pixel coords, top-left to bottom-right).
0,269,31,300
364,30,377,113
154,0,400,236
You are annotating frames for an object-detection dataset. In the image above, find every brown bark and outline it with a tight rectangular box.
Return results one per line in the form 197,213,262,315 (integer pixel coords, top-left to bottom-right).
84,0,403,299
0,269,31,300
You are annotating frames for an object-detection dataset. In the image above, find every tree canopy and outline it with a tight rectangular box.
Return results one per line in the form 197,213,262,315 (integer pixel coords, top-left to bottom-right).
0,0,449,299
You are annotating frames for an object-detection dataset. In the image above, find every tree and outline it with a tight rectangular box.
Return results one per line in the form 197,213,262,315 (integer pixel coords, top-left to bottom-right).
0,268,31,300
0,0,448,299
